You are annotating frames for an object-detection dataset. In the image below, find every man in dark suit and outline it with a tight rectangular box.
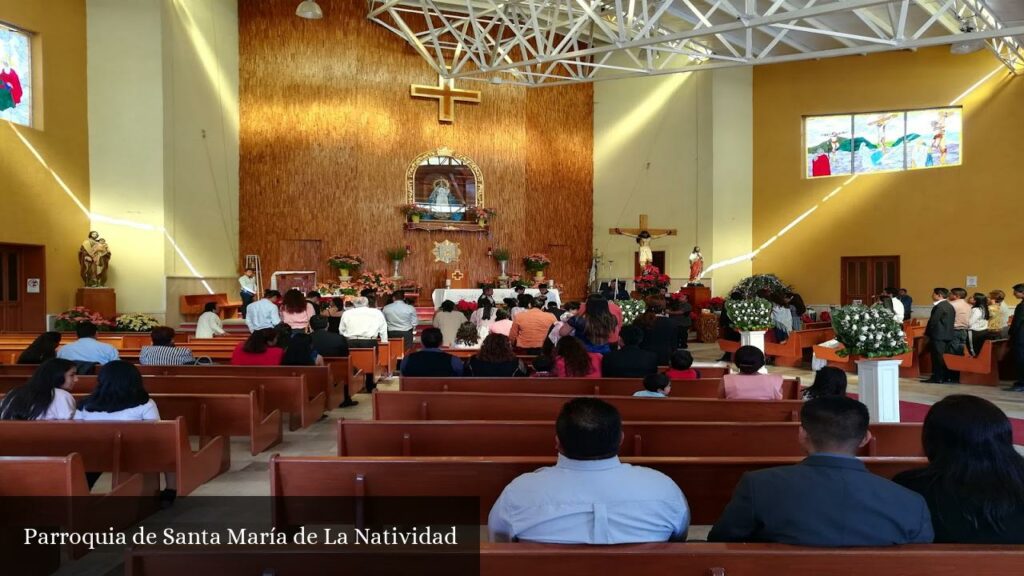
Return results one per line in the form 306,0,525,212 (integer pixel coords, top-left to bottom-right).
898,288,913,321
602,326,658,378
923,287,957,383
308,315,357,407
1007,283,1024,392
708,396,933,547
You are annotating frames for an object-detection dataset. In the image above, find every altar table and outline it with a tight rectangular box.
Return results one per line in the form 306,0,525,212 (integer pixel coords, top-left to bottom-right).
431,288,561,309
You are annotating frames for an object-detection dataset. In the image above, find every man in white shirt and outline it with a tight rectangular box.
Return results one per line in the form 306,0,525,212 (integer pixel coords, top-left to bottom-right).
245,290,282,332
382,290,419,351
57,322,120,366
339,297,388,349
488,397,689,544
238,268,258,318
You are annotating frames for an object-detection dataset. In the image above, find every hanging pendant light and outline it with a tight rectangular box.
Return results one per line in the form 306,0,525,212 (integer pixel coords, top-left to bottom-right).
296,0,323,20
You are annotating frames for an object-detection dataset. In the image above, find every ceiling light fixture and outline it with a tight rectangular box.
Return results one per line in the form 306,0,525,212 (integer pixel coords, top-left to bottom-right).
951,18,984,55
296,0,323,20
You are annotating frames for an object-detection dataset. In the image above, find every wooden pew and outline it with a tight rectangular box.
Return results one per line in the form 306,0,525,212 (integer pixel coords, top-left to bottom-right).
269,455,924,526
373,391,804,422
143,393,281,456
136,364,348,414
179,293,242,321
349,347,382,391
764,327,835,367
0,373,324,431
338,420,924,458
322,356,363,405
0,418,226,496
398,377,803,400
943,339,1009,386
124,544,1024,576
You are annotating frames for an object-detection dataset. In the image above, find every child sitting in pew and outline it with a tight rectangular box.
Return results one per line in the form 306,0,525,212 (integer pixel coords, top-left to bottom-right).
665,350,700,381
633,373,672,398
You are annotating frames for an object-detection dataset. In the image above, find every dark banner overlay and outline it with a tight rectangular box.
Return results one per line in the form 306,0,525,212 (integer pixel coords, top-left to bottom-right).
0,497,480,576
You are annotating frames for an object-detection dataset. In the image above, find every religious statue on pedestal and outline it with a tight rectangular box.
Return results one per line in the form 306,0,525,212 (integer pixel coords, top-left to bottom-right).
425,177,465,216
688,246,704,285
79,231,112,287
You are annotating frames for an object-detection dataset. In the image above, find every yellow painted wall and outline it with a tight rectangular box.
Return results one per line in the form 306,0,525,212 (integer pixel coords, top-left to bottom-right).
0,0,90,314
752,47,1022,307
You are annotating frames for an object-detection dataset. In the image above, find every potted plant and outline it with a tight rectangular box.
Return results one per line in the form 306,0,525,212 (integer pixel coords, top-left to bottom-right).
492,248,511,279
386,247,408,279
830,304,910,422
455,299,478,319
54,307,115,332
634,264,671,296
115,312,160,333
328,254,363,281
725,297,774,366
466,206,496,226
400,204,431,223
523,253,551,282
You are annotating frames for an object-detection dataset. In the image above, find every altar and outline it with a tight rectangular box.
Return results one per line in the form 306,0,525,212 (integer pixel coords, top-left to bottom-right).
432,288,561,309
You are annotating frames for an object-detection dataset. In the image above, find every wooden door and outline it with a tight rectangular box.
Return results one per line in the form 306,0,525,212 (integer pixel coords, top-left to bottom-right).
841,256,899,305
0,247,22,331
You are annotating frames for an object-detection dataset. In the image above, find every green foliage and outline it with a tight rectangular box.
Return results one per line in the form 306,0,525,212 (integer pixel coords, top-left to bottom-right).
725,298,774,331
732,274,791,299
832,304,909,358
617,299,646,326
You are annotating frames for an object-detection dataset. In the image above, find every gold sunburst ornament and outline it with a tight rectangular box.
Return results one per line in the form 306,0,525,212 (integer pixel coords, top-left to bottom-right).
432,240,461,264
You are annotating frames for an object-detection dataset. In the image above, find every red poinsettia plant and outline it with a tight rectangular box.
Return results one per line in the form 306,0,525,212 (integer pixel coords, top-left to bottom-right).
635,264,671,296
455,299,479,317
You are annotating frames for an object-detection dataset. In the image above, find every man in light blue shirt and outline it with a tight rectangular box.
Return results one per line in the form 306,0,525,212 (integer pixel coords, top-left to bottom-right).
57,322,119,365
245,290,282,332
382,290,419,351
488,397,689,544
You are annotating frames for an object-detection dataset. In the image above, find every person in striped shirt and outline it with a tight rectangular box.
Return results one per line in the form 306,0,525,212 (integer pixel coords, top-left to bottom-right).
139,326,195,366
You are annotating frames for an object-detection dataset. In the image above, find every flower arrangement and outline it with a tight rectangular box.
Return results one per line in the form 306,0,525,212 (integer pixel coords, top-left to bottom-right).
328,254,363,272
634,264,671,296
55,307,115,331
523,253,551,273
732,274,791,299
707,296,726,312
355,270,397,295
832,304,909,358
455,300,478,317
508,274,531,289
386,247,409,261
466,206,496,222
491,248,511,262
725,297,774,331
400,204,431,219
616,299,646,326
316,282,358,297
115,313,160,333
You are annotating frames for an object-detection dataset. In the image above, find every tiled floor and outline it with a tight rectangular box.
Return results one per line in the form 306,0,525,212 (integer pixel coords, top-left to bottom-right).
189,343,1024,497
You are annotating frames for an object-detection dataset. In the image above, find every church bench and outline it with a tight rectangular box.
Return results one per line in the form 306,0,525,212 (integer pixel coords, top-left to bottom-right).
269,455,924,526
398,377,802,400
1,453,149,563
337,421,923,458
179,293,242,321
764,327,835,368
136,364,348,414
0,418,227,496
373,391,804,422
123,544,1024,576
812,324,926,377
943,339,1009,386
349,347,383,391
0,373,324,431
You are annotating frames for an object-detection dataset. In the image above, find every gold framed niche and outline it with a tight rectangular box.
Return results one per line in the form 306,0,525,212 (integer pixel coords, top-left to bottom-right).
405,147,485,223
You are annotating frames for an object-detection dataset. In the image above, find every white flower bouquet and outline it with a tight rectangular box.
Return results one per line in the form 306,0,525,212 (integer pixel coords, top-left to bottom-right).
616,299,646,326
831,304,909,358
115,312,161,332
725,297,773,331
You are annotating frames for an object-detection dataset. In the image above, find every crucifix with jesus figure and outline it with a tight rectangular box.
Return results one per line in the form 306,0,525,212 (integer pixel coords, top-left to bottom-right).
610,214,677,271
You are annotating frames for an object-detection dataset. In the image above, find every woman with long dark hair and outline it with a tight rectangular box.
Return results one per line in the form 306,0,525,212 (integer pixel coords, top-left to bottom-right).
563,295,618,353
323,297,345,333
465,333,527,377
470,296,496,337
636,296,681,365
0,358,77,420
281,289,316,333
16,332,62,364
802,366,847,400
553,336,601,378
968,293,992,357
281,332,323,366
453,322,481,349
894,395,1024,543
231,328,284,365
75,361,159,421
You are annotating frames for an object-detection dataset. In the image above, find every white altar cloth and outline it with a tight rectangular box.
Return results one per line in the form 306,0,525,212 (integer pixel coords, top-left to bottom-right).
431,288,561,309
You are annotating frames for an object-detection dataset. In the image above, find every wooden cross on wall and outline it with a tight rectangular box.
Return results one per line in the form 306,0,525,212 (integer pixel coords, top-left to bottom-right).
609,214,678,238
411,74,481,123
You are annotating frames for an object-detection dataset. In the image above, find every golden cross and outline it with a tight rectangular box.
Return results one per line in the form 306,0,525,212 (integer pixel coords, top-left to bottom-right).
411,74,481,123
609,214,677,238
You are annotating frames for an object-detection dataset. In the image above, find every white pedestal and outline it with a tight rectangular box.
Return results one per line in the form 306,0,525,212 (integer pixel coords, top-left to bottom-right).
857,358,903,423
740,330,769,374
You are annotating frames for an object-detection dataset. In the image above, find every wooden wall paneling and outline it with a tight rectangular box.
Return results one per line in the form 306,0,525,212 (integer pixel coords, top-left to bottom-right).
238,0,593,300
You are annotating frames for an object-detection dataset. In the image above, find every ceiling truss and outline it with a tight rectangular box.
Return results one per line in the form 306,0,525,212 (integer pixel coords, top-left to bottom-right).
367,0,1024,86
